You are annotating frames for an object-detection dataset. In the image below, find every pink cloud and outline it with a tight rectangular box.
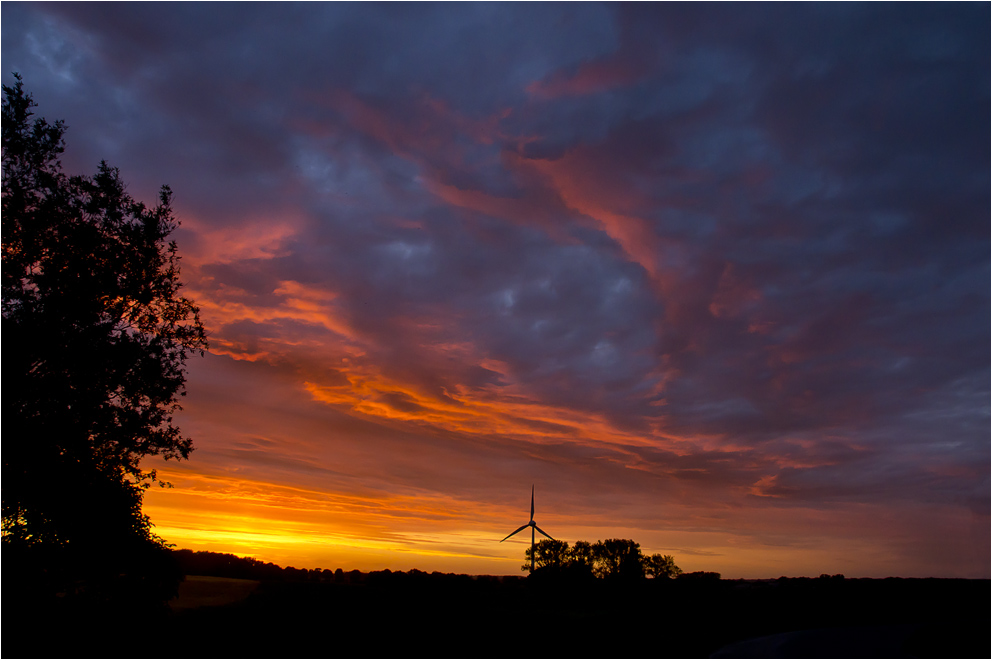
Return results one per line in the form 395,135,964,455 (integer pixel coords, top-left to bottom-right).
527,54,648,99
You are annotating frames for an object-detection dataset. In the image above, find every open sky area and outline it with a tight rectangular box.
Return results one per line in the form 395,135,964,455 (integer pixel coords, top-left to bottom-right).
3,2,989,579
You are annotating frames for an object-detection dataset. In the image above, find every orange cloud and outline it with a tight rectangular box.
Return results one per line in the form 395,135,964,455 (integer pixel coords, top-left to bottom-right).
527,56,646,98
518,151,682,293
709,262,763,319
180,213,304,265
188,279,363,363
423,178,568,240
304,88,512,168
418,93,513,146
302,363,680,455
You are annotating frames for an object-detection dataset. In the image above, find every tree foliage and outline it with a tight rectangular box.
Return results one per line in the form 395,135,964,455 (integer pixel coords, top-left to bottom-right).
522,537,681,582
645,553,683,579
522,538,571,572
592,538,646,580
567,540,595,572
2,75,206,603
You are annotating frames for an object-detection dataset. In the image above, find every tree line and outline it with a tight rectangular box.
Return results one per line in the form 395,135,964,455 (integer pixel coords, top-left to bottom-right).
172,549,524,585
523,538,686,580
172,547,693,585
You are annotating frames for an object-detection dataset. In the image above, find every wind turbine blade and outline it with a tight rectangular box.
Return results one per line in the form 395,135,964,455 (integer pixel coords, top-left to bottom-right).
500,524,530,542
534,525,554,541
530,485,535,520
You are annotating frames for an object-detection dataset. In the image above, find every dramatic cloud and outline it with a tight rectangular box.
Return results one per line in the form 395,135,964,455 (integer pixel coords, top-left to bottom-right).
3,2,988,578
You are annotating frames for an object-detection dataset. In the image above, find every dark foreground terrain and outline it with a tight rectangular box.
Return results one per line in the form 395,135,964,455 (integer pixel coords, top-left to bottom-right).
7,571,990,658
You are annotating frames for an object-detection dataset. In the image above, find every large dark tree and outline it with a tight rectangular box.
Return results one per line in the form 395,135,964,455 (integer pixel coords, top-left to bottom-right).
2,75,206,605
592,538,646,580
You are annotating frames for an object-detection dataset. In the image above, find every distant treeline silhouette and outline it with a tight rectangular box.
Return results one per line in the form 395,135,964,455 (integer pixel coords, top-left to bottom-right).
172,547,842,588
173,545,710,584
172,549,523,585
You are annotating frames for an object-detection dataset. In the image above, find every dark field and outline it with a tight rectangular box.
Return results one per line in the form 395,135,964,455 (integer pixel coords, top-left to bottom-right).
7,571,989,658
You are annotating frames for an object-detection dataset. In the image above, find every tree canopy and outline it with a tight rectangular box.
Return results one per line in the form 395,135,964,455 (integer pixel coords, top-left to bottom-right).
2,75,206,603
523,537,682,581
645,553,683,579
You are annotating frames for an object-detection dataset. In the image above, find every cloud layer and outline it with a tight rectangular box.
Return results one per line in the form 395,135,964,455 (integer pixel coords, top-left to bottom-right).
3,3,988,577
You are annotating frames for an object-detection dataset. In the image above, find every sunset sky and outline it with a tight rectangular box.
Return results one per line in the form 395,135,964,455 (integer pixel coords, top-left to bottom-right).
3,3,989,579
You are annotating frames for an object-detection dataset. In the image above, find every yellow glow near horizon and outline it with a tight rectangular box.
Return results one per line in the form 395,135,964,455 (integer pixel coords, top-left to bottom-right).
142,467,527,573
141,457,987,579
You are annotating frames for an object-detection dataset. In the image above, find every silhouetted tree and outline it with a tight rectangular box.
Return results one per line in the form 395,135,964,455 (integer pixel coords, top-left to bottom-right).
645,553,682,579
523,538,571,572
592,538,646,580
2,75,206,606
522,538,662,582
567,540,596,572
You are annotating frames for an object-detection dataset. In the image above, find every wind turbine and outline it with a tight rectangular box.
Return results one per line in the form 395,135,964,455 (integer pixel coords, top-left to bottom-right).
500,485,554,572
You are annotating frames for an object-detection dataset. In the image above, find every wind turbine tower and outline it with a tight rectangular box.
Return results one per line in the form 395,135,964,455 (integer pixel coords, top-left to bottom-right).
500,485,554,572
